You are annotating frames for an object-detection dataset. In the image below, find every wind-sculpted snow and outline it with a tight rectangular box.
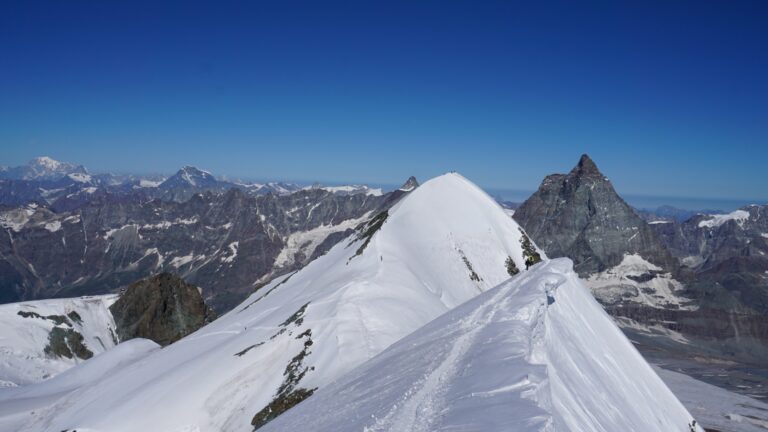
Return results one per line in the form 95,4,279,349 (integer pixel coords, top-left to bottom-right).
2,173,543,432
264,259,703,432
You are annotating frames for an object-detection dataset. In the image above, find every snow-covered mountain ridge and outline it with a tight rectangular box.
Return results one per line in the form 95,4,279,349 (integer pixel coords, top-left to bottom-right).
264,258,702,432
0,295,118,387
1,172,544,432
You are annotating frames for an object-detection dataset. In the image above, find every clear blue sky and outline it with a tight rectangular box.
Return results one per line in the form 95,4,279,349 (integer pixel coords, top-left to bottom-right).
1,1,766,202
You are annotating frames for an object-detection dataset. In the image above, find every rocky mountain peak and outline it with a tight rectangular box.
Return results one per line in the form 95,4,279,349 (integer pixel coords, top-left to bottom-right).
514,155,676,276
160,165,218,189
571,153,602,177
399,176,419,191
109,273,216,346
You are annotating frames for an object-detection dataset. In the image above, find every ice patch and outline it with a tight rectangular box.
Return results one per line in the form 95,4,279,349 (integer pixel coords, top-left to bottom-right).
0,206,37,232
221,242,239,263
142,217,198,230
169,254,196,268
698,210,750,228
44,221,62,232
139,179,162,188
586,253,695,309
67,173,92,183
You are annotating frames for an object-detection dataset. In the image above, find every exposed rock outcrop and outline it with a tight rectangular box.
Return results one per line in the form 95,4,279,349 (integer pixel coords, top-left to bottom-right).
110,273,216,346
399,176,419,192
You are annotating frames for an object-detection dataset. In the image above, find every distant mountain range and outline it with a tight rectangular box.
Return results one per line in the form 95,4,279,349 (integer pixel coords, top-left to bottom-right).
0,155,767,431
0,157,389,211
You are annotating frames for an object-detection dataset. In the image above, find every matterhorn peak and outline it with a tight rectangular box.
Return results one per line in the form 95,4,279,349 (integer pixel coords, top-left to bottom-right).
398,175,419,192
569,153,602,177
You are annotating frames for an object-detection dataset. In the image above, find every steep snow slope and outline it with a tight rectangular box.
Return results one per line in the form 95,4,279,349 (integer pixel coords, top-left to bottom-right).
0,295,119,387
264,259,702,432
7,173,543,432
0,339,159,432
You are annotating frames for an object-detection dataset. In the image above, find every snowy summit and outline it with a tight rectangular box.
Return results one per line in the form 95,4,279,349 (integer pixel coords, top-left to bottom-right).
1,173,545,432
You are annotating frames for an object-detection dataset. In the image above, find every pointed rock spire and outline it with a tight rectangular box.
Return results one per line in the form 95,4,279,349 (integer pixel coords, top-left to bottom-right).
399,176,419,192
515,154,677,276
570,154,601,177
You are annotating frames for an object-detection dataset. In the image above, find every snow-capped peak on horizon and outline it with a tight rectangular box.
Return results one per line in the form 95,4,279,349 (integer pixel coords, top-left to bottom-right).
0,156,90,181
8,172,546,432
160,165,220,189
179,165,213,175
30,156,63,170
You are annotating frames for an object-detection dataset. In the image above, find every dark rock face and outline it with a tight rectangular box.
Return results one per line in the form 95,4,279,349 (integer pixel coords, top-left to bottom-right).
44,327,93,360
0,186,404,312
399,176,419,191
652,205,768,314
514,154,676,276
155,166,239,203
110,273,216,346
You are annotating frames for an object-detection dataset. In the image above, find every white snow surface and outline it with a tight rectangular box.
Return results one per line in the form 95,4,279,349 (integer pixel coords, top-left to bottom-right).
31,156,61,171
264,259,701,432
698,209,750,228
0,295,119,387
0,339,159,432
66,173,92,183
43,221,61,232
0,206,38,232
5,173,543,432
221,241,239,263
138,179,162,188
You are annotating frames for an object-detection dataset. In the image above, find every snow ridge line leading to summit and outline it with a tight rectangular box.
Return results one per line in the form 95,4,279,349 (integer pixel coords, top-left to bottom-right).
364,265,560,432
262,259,701,432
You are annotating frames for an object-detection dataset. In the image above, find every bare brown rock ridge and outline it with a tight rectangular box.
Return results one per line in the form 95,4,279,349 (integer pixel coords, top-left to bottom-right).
514,154,677,276
109,273,216,346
